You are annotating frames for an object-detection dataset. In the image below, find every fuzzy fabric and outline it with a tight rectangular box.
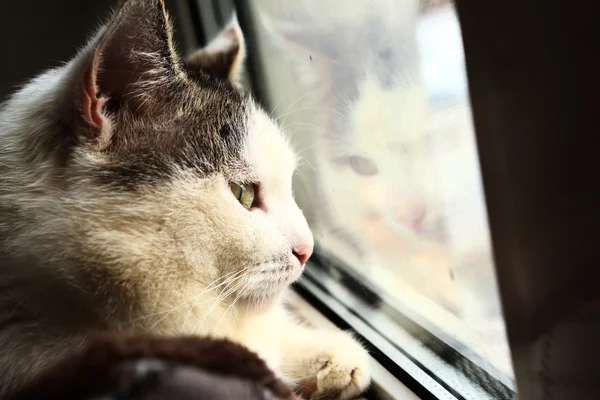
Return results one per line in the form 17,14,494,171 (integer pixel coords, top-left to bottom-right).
8,335,298,400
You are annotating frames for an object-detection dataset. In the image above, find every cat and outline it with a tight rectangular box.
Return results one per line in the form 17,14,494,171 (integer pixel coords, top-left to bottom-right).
0,0,370,398
255,0,511,375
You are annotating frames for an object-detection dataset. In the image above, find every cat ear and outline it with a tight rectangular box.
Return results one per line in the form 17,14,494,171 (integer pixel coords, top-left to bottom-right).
77,0,181,135
186,15,246,82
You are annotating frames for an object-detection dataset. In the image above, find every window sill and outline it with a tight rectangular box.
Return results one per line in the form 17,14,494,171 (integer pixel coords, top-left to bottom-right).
290,259,514,400
287,289,419,400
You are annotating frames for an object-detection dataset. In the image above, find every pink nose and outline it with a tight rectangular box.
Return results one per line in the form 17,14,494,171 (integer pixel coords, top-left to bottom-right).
292,240,314,267
394,200,428,231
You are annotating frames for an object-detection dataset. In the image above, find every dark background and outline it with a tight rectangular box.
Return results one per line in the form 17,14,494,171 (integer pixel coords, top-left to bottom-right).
0,0,116,100
0,0,195,101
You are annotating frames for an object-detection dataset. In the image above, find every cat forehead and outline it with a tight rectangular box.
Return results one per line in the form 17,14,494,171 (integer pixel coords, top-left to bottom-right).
245,107,297,184
87,79,253,187
335,73,426,149
84,69,298,191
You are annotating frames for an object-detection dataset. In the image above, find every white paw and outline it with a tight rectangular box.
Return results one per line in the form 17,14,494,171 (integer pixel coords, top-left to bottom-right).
299,332,371,399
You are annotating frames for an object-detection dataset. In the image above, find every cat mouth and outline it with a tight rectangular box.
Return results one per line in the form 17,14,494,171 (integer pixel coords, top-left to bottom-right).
255,257,303,283
368,212,449,244
413,219,448,243
233,257,301,307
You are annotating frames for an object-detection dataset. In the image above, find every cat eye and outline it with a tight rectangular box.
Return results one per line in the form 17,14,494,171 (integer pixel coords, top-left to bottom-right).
229,182,255,209
348,156,379,176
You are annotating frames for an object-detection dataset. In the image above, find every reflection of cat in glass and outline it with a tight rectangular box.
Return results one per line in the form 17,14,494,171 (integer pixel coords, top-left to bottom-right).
261,0,502,323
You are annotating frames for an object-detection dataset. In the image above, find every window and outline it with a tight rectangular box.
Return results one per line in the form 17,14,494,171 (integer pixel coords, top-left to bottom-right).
233,0,516,396
196,0,515,397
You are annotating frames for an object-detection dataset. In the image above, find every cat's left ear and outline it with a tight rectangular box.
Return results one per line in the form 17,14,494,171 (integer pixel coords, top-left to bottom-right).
76,0,182,137
186,15,246,82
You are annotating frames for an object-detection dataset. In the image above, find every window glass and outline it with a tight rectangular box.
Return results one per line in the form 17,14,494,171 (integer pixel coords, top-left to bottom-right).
246,0,514,384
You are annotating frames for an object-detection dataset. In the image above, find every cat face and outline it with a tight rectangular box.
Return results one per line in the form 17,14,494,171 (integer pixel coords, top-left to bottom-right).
321,75,442,244
313,63,458,308
0,0,313,318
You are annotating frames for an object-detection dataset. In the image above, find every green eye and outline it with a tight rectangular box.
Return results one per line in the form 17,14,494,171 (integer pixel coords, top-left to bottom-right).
348,156,379,176
229,182,255,209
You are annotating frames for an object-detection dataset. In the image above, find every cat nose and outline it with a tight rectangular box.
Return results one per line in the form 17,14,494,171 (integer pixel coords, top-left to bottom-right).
292,239,314,267
394,200,428,230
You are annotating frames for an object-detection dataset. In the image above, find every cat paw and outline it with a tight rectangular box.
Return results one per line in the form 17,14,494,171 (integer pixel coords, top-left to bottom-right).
299,333,371,399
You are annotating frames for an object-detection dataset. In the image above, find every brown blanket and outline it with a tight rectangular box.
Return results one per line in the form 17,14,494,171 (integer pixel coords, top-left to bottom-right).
8,335,298,400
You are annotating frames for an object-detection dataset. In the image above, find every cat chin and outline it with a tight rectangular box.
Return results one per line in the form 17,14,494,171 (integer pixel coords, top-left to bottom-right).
233,264,304,313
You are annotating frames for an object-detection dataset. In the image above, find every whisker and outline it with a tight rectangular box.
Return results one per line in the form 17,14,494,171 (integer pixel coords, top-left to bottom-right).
217,280,251,328
128,268,248,328
268,79,304,119
193,278,245,333
274,89,319,124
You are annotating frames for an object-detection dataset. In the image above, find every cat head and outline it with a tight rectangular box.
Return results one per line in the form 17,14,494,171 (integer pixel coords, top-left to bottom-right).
0,0,313,318
260,0,448,248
